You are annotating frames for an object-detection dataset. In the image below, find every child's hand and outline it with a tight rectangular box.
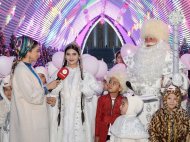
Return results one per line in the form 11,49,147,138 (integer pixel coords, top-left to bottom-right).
47,97,56,107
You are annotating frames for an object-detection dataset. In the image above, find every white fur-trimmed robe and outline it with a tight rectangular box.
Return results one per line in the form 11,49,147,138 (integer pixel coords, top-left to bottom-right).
10,62,49,142
123,42,189,129
51,66,102,142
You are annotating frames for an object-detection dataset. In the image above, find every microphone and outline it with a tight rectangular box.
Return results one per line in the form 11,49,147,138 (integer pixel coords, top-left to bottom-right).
48,67,69,92
56,67,69,80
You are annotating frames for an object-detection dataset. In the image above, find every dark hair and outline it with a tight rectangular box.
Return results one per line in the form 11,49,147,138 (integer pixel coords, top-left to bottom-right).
63,43,83,79
126,81,133,91
115,51,121,59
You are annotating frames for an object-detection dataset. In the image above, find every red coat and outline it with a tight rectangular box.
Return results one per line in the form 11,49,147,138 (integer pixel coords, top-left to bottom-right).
95,94,122,142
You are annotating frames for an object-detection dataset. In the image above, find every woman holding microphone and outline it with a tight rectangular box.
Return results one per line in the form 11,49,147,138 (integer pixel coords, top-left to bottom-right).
10,35,60,142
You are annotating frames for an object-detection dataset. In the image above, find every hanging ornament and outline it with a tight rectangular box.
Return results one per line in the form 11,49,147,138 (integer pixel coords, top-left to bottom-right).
83,9,88,15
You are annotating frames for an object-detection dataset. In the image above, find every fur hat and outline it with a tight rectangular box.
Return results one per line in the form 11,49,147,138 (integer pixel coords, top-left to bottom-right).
107,70,128,94
140,19,169,42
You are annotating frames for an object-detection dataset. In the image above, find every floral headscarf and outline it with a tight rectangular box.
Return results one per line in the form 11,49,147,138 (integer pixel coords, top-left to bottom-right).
15,35,36,58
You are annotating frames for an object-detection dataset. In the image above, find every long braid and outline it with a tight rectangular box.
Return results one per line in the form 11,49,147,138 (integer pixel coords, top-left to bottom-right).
79,53,85,124
57,56,67,126
57,57,67,126
12,58,21,74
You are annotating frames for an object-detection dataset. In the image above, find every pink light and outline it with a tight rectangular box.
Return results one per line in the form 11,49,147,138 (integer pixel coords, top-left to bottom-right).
123,3,129,9
83,9,88,14
10,6,16,16
100,18,105,25
80,0,86,6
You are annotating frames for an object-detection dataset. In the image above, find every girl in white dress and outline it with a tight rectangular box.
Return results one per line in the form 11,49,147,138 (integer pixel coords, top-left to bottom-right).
51,42,103,142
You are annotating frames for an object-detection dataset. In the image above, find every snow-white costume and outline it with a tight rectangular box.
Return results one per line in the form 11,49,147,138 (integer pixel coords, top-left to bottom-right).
110,95,148,142
123,19,189,129
51,66,102,142
0,75,11,142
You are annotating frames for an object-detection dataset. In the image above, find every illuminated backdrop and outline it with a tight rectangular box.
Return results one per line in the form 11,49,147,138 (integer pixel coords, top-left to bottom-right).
0,0,189,49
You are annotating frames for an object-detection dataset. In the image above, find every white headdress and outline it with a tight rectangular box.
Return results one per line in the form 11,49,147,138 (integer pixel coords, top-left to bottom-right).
140,19,169,42
123,94,144,116
107,70,128,94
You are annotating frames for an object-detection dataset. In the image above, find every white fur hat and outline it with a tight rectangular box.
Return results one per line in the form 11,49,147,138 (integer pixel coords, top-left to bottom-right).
35,66,48,81
140,19,169,42
125,95,144,116
107,70,128,94
2,75,11,87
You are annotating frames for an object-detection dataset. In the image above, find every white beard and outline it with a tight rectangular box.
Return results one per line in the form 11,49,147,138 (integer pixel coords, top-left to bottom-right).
130,41,170,86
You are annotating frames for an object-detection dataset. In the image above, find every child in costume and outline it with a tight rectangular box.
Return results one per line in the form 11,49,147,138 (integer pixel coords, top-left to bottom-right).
148,84,190,142
0,75,12,142
110,92,148,142
95,71,128,142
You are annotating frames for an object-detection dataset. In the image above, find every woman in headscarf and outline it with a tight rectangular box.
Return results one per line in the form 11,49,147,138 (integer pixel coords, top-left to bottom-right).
148,84,190,142
9,35,60,142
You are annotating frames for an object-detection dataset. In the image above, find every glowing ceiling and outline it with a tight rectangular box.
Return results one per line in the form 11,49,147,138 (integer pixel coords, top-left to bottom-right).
0,0,190,49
